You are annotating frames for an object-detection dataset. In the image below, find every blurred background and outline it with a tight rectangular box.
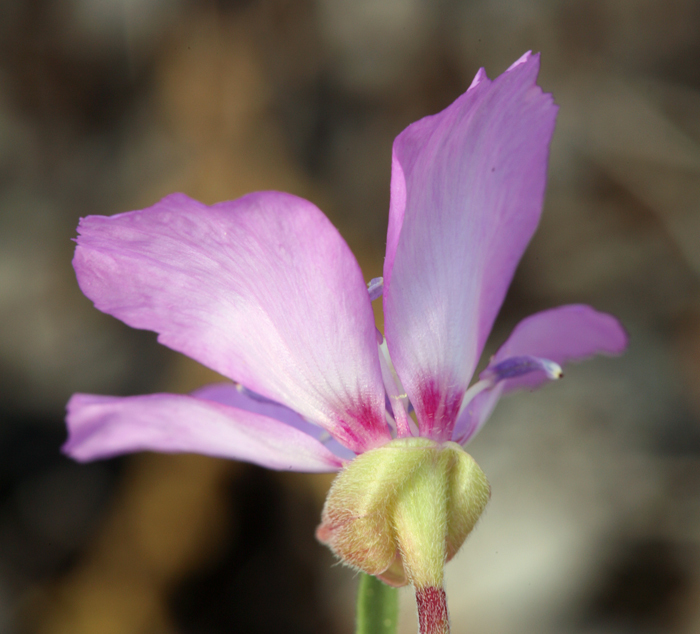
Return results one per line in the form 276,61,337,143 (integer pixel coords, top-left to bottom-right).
1,0,700,632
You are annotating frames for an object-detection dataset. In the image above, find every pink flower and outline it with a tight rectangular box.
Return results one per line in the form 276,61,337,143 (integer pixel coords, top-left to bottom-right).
65,52,626,632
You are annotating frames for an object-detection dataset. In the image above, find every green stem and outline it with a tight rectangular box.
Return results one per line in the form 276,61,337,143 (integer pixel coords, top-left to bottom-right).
355,573,399,634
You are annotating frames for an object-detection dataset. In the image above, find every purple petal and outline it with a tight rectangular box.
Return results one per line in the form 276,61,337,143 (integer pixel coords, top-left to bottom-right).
64,391,346,472
73,192,390,453
452,304,627,444
452,384,503,446
489,304,628,393
383,52,558,440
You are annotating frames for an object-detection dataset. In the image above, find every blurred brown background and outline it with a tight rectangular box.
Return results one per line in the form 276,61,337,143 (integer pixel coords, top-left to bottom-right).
1,0,700,632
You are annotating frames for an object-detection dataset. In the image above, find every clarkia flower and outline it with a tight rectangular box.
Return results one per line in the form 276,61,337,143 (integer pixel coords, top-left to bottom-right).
65,52,627,634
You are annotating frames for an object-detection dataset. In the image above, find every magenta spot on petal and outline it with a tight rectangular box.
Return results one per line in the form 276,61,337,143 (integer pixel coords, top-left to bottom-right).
416,380,462,441
334,398,389,453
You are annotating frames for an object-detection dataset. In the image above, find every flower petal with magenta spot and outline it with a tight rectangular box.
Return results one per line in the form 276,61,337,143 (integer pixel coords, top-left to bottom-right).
383,53,558,441
65,391,346,472
73,192,390,452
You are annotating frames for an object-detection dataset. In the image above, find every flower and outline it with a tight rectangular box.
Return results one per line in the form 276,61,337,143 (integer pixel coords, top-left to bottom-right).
65,52,627,633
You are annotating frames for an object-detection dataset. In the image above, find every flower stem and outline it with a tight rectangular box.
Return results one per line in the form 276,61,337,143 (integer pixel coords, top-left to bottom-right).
355,573,399,634
416,586,450,634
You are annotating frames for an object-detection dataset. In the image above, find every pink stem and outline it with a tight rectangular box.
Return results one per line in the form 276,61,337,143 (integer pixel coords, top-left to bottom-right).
416,586,450,634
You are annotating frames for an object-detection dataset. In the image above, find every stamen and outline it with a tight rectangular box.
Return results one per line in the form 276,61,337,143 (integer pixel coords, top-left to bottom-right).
482,355,563,382
234,383,278,404
367,277,383,301
378,340,412,438
457,355,562,424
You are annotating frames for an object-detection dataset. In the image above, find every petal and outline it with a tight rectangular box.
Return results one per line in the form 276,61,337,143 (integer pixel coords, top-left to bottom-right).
74,192,390,453
488,304,628,393
452,384,503,446
383,52,558,440
64,391,346,472
452,304,627,444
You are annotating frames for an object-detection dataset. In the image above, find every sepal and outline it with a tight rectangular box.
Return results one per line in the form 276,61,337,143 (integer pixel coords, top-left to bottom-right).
316,438,490,588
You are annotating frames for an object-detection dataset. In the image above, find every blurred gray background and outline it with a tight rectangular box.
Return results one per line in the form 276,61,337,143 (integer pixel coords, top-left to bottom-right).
1,0,700,632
